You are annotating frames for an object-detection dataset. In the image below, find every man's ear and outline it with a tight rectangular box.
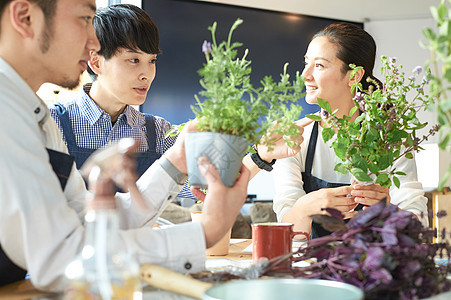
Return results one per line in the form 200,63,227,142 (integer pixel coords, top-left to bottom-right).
347,68,365,87
8,0,35,38
88,51,101,75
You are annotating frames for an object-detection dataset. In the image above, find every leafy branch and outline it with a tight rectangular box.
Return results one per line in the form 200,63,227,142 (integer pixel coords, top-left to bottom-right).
422,0,451,189
307,57,438,188
190,18,305,148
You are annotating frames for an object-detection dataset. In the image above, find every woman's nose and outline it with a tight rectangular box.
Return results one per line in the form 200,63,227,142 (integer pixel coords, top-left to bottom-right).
301,66,311,80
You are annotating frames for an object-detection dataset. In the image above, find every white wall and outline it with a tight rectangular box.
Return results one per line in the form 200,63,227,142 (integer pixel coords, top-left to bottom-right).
365,18,437,144
365,18,446,190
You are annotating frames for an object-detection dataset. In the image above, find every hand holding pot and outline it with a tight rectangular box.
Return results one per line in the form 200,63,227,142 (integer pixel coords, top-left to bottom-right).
199,157,249,248
164,120,200,175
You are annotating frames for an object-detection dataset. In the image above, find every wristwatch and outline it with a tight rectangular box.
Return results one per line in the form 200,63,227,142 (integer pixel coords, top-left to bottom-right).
250,150,276,172
159,156,188,185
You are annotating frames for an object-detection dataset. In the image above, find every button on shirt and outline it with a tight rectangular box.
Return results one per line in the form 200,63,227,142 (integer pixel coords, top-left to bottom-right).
0,57,206,291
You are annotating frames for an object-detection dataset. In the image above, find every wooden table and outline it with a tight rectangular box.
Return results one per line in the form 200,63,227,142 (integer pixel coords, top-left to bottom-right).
207,239,251,261
0,239,252,299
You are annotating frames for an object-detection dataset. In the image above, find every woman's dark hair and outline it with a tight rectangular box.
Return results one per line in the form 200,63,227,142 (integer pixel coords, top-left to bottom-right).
313,22,382,91
87,4,161,81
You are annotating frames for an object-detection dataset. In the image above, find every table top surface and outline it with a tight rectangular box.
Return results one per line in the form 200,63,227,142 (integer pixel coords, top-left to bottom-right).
0,239,253,300
2,238,451,300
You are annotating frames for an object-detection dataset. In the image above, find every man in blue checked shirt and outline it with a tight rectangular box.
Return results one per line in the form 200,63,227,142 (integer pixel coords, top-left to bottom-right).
49,4,194,199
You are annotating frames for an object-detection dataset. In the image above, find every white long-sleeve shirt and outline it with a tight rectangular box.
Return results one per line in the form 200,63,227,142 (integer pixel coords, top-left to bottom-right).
0,57,206,291
273,121,429,227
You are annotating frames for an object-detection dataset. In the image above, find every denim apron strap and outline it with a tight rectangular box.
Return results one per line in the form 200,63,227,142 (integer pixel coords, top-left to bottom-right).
134,114,161,177
301,122,351,239
0,148,74,286
46,149,74,191
54,103,95,169
143,113,157,152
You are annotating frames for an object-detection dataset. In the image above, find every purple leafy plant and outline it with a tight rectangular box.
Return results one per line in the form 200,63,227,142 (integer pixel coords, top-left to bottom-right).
265,202,451,300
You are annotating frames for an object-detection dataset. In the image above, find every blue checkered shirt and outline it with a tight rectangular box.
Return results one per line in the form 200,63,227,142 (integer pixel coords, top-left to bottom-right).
49,84,195,199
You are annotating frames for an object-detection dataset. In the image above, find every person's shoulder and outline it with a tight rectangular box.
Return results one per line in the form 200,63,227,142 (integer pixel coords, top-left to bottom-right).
152,115,171,124
48,98,79,109
48,99,79,114
302,119,316,138
147,115,172,129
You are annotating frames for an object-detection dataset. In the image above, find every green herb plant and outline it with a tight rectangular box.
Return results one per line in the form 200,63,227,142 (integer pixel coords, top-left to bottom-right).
307,56,438,188
423,0,451,189
170,18,305,150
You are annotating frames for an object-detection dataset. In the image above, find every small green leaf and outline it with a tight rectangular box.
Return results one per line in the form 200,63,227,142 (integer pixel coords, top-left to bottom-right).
423,28,436,41
438,2,448,21
378,153,392,170
306,114,322,121
349,106,358,116
334,163,348,174
317,98,332,113
352,155,368,173
322,127,335,143
393,176,400,189
405,152,413,159
368,163,379,175
350,168,373,182
375,173,389,186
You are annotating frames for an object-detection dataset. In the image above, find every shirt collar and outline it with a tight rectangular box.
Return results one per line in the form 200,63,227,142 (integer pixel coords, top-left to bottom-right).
76,83,104,125
0,57,47,125
124,105,146,128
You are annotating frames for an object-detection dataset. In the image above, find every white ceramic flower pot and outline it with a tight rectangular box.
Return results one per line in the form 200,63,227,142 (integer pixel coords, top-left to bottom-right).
185,132,249,188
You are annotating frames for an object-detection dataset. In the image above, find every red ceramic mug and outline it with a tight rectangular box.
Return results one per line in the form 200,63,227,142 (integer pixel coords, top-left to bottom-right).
251,222,309,268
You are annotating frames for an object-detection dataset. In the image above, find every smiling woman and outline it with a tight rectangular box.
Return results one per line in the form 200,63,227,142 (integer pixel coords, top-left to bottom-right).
272,22,429,240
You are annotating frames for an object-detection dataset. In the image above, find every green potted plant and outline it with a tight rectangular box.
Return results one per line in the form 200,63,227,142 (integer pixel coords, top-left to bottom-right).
423,0,451,190
306,56,438,188
183,18,305,187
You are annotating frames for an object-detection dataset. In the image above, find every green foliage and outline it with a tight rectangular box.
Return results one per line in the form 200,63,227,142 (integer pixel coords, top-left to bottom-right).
307,56,438,188
191,18,305,147
422,0,451,190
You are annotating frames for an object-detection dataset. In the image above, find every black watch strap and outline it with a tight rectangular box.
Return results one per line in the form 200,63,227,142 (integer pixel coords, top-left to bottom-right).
250,152,276,172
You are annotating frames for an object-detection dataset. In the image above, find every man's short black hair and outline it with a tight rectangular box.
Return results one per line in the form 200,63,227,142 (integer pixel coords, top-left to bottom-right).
87,4,161,81
0,0,57,36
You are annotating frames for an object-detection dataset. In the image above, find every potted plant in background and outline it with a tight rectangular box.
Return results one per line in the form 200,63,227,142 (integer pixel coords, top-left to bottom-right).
183,18,305,187
306,56,439,188
423,0,451,190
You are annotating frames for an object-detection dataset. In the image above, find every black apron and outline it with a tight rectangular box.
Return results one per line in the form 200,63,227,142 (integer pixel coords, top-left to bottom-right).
301,122,362,239
54,103,162,178
0,149,74,286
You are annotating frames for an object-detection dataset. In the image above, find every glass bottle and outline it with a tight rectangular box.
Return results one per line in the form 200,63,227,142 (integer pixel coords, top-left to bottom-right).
64,169,142,300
